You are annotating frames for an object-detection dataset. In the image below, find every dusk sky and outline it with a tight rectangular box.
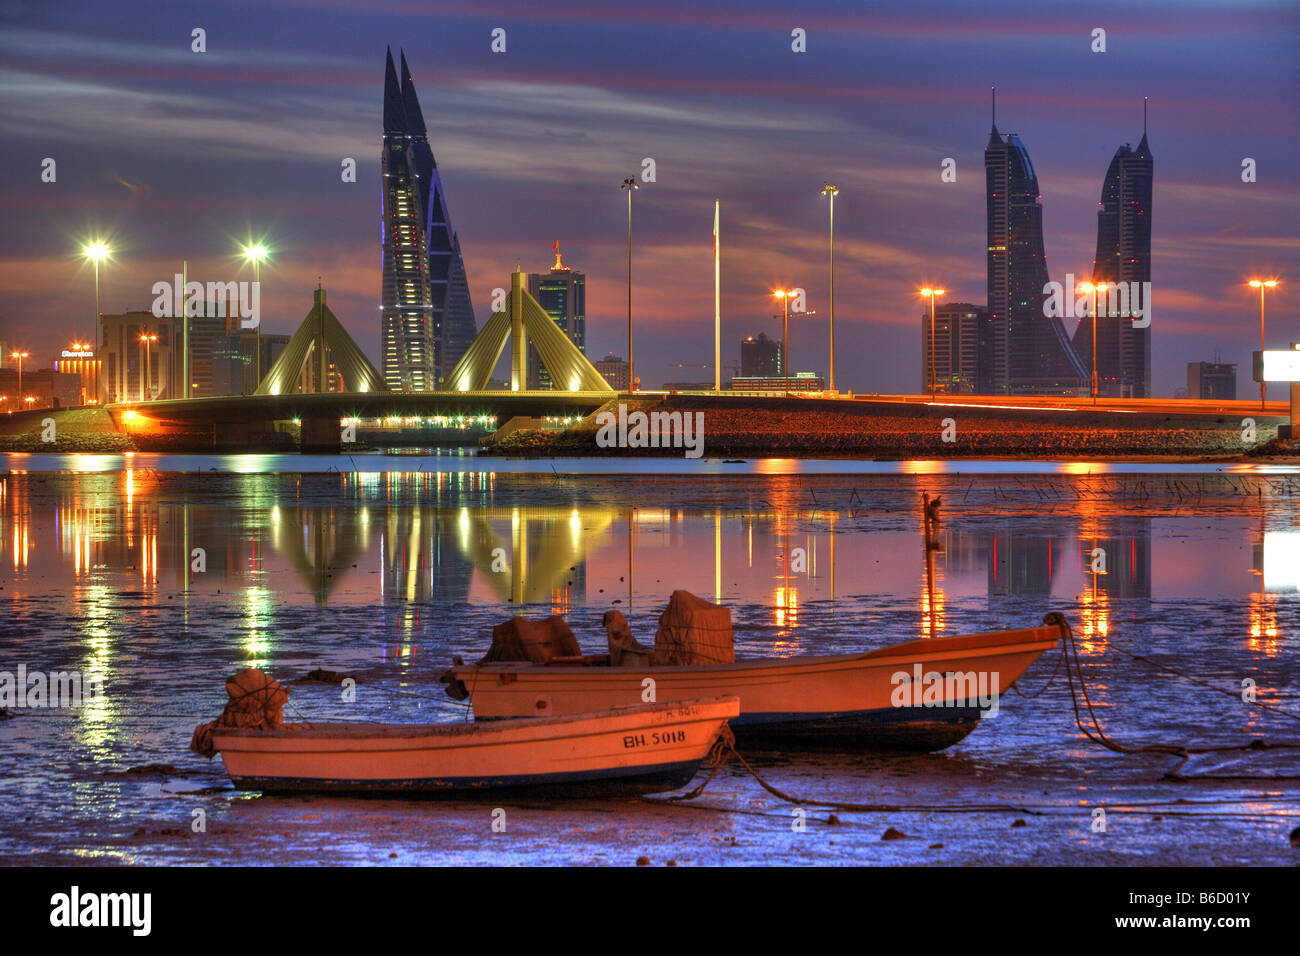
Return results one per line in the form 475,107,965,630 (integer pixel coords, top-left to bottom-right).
1,0,1297,395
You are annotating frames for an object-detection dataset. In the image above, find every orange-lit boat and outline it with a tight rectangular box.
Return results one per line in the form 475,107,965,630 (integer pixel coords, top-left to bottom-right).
445,616,1066,752
212,696,739,796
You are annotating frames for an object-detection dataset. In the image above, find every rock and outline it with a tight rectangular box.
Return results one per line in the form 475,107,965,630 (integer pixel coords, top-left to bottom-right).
881,827,906,841
1011,818,1027,828
1290,826,1300,848
827,814,840,825
928,843,944,849
636,856,650,866
302,668,356,684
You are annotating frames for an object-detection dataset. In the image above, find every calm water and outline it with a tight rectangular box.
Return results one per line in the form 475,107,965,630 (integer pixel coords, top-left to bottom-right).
1,458,1298,865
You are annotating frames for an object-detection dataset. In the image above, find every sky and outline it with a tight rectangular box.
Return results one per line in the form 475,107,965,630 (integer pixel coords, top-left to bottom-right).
1,0,1297,396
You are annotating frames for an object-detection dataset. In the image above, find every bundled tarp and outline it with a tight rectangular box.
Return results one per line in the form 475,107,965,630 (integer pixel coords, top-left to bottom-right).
654,590,734,665
479,615,582,664
603,609,654,666
190,668,289,759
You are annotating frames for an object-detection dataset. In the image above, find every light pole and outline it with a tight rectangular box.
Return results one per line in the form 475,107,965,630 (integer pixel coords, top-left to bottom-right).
139,332,157,401
821,184,838,393
242,243,268,393
1079,281,1106,404
83,241,110,403
919,288,945,397
621,178,638,392
773,291,793,394
1249,279,1280,411
12,351,29,407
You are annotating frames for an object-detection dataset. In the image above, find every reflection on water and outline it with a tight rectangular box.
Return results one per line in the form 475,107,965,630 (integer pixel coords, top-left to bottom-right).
1,466,1298,865
2,469,1299,655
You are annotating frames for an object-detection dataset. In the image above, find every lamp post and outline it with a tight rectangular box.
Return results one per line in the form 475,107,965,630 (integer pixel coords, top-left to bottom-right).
139,332,157,401
621,178,639,392
83,242,110,403
773,291,793,394
242,243,268,393
1249,279,1280,411
821,184,838,393
1079,281,1106,404
919,288,945,397
12,351,29,406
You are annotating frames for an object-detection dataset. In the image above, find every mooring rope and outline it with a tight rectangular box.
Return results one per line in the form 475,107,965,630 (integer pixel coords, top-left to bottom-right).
1056,614,1300,779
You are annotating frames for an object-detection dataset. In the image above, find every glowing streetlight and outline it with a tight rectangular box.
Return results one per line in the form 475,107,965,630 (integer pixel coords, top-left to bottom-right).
1249,279,1281,410
1078,281,1107,404
821,183,839,393
138,331,158,402
11,351,29,405
83,241,111,403
621,178,639,392
918,288,945,397
242,242,270,392
773,291,796,394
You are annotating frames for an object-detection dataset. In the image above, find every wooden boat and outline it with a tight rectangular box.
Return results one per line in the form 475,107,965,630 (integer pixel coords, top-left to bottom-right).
212,696,739,796
445,615,1067,752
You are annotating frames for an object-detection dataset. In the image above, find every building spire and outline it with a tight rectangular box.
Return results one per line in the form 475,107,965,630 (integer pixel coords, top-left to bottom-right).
552,240,568,271
1137,96,1151,156
991,86,996,129
383,46,406,135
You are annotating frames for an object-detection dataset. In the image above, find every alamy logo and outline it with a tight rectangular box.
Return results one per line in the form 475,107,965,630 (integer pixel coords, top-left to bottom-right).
150,274,261,329
50,886,151,936
595,403,705,459
0,665,103,708
1042,274,1151,329
890,665,1000,717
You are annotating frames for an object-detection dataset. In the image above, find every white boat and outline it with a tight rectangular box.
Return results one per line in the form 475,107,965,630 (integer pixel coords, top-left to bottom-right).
212,696,739,796
444,616,1066,752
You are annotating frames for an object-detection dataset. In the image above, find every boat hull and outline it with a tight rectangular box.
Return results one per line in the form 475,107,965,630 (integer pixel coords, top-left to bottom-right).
450,623,1063,752
213,696,739,796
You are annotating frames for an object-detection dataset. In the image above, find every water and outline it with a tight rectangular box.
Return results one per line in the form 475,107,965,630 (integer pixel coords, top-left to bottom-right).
1,458,1298,865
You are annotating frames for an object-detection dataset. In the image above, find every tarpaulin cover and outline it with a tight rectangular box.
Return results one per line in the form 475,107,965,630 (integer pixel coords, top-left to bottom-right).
654,590,734,665
190,668,289,758
479,615,582,664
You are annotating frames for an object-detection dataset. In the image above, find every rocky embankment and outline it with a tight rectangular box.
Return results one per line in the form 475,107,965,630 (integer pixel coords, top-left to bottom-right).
491,395,1287,460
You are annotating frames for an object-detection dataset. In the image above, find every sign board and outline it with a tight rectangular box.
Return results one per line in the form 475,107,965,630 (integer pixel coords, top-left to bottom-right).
1253,349,1300,383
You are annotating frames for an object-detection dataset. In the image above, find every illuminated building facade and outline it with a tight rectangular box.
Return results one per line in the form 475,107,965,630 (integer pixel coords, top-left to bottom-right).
594,352,629,390
380,48,477,391
52,344,100,405
526,245,586,389
919,302,993,394
986,120,1088,394
1071,126,1153,398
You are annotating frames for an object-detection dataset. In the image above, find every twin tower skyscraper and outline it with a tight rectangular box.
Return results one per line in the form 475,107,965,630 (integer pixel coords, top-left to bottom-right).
380,48,477,391
984,95,1153,397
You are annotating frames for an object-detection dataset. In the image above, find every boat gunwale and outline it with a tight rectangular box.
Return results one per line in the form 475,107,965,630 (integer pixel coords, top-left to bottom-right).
449,630,1062,679
211,695,739,746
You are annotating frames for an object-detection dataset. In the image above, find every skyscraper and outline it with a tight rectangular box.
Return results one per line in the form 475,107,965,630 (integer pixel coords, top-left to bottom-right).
526,244,586,389
919,302,993,394
741,333,782,377
985,102,1088,394
380,48,477,391
1072,114,1153,398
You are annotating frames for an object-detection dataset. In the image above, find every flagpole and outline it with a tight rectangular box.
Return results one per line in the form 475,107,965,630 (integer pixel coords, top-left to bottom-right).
714,199,720,394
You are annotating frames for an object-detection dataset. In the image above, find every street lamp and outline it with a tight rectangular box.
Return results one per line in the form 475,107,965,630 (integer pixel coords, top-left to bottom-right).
621,178,639,392
242,242,269,392
1249,279,1280,410
11,351,30,407
1078,281,1106,404
138,331,158,401
83,241,111,403
773,291,795,394
821,183,838,393
918,289,945,397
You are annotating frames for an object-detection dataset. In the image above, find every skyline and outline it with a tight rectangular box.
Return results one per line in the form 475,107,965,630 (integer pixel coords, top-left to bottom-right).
1,0,1297,396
